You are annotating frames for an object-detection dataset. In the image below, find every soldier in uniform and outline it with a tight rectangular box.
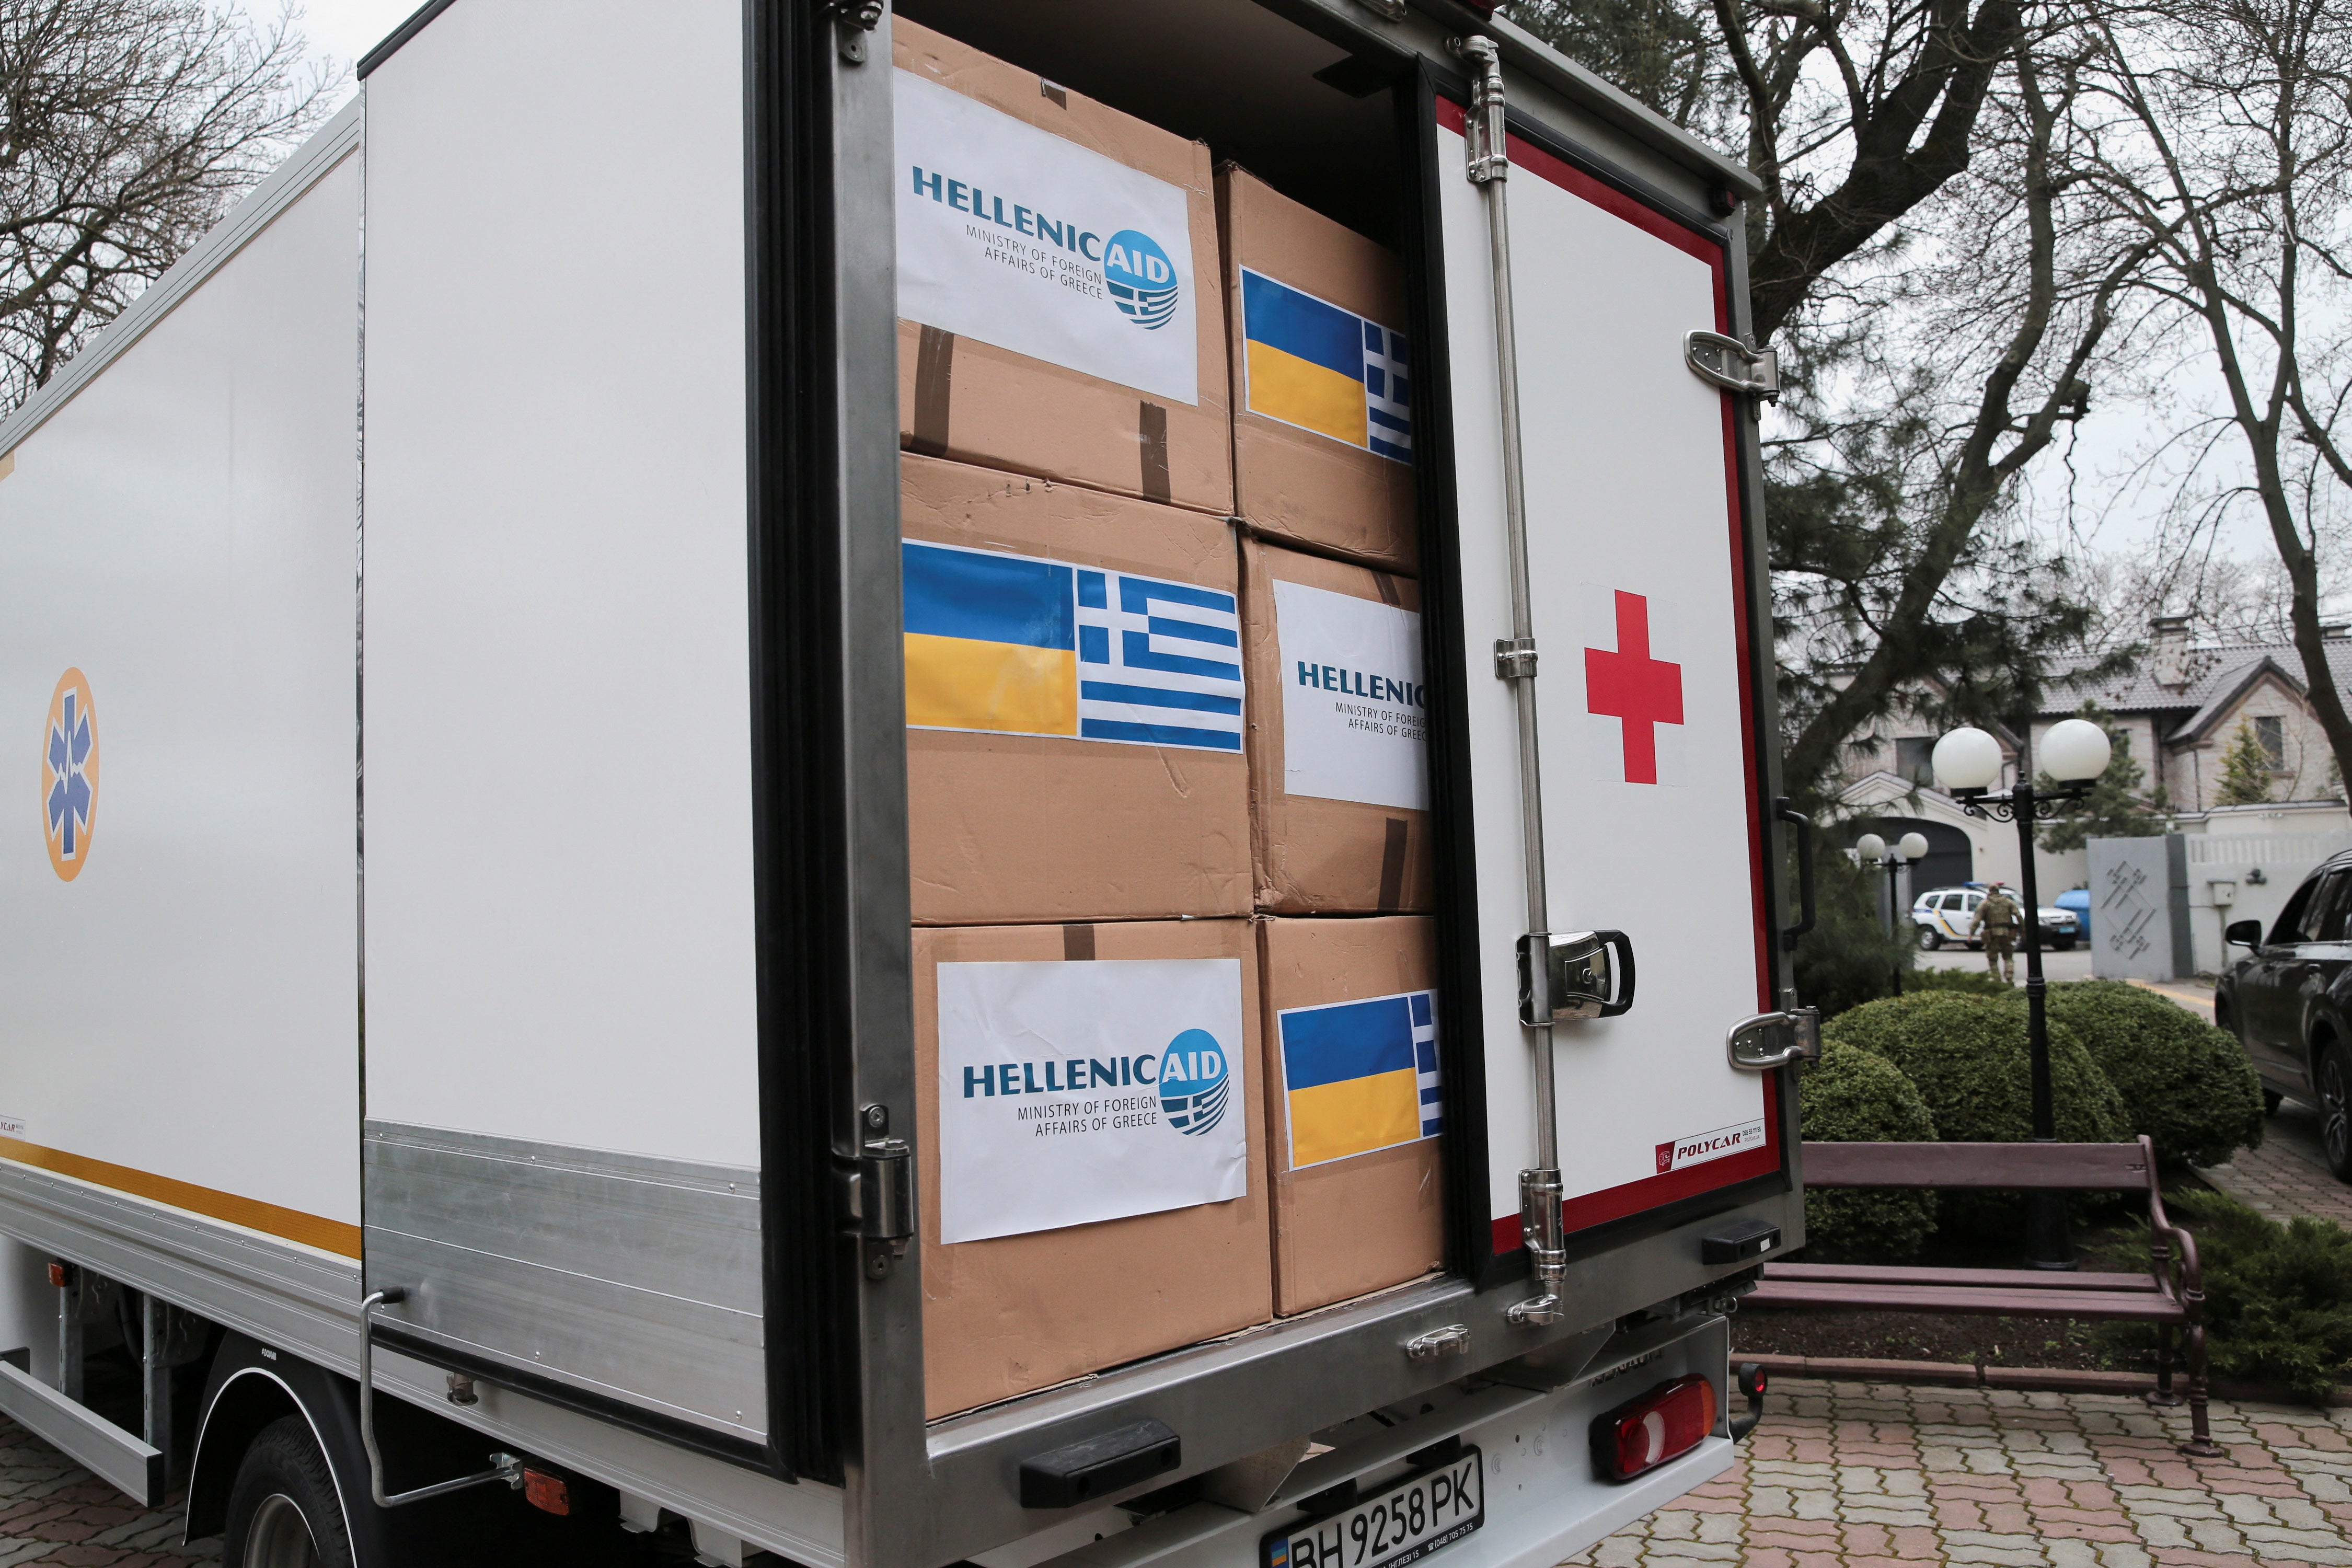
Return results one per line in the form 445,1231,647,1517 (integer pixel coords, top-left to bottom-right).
1971,883,2024,983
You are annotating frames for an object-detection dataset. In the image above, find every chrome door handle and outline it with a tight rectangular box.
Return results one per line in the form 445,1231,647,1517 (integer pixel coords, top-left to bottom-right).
1518,930,1636,1024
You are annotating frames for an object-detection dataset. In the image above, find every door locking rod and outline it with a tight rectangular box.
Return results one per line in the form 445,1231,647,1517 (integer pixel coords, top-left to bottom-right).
1450,34,1569,1328
358,1290,522,1507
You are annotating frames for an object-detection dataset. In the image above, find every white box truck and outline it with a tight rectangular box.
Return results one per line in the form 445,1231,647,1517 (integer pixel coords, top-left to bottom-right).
0,1,1816,1563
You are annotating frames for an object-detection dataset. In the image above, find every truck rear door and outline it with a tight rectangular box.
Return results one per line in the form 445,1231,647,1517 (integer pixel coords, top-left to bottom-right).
1415,71,1788,1279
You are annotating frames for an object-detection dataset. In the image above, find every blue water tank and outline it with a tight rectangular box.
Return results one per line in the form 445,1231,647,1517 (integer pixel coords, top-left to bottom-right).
2055,887,2091,941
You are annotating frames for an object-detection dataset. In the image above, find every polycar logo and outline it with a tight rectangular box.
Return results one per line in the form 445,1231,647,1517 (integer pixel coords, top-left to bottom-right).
1157,1027,1231,1135
1103,229,1180,330
42,668,98,882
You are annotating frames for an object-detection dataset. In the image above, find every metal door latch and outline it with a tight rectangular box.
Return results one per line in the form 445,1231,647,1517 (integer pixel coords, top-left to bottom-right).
1725,1007,1819,1070
837,1108,914,1278
1518,930,1636,1025
1493,637,1538,679
1449,36,1509,183
1507,1168,1567,1325
821,0,882,63
1684,331,1780,402
1405,1324,1472,1361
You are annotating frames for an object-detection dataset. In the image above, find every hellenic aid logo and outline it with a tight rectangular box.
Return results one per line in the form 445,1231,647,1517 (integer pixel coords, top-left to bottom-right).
1158,1028,1230,1136
42,668,98,882
1104,229,1179,330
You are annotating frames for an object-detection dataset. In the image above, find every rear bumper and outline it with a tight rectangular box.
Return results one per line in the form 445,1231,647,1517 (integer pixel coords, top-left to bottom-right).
995,1315,1735,1568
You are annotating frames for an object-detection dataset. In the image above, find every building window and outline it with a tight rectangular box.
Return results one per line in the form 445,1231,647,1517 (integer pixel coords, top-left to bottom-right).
2256,714,2286,770
1894,736,1935,785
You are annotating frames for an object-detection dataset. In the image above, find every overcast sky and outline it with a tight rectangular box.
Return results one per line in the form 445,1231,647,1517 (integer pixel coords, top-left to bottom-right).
260,0,2305,601
268,0,419,95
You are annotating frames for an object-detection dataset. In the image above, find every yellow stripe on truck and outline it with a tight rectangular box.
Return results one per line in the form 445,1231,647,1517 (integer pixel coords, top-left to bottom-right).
0,1135,362,1258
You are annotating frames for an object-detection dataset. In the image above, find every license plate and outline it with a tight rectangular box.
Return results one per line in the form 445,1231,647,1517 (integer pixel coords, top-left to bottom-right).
1262,1448,1484,1568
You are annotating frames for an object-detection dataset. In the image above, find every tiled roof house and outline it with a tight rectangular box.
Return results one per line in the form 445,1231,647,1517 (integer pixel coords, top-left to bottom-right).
1843,615,2350,813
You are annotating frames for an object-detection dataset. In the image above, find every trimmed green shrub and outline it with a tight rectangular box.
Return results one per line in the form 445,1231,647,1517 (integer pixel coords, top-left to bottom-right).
1795,1037,1939,1258
1824,991,2127,1146
2043,981,2264,1169
1824,991,2126,1239
1905,968,2014,999
2106,1187,2352,1403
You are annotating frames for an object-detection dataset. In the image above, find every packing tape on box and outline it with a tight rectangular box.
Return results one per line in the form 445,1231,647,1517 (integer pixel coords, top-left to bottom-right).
1378,818,1408,912
1139,402,1171,502
912,325,955,457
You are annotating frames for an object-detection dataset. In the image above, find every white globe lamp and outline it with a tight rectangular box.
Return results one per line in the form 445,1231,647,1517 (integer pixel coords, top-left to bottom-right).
1932,727,2003,792
1898,832,1929,861
2042,718,2113,784
1854,832,1886,862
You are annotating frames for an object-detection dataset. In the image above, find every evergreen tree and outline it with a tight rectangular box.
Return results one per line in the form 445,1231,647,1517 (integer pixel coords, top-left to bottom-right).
2215,720,2277,807
2037,703,2171,851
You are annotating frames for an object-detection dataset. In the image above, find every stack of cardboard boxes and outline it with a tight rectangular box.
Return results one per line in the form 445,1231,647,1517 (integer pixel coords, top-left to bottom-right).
896,19,1441,1420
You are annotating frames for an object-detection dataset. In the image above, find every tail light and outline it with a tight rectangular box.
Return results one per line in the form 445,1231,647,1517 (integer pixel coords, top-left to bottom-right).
1590,1374,1717,1482
521,1467,571,1516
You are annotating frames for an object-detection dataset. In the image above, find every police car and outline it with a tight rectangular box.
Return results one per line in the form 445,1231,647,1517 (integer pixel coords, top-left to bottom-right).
1912,885,2080,951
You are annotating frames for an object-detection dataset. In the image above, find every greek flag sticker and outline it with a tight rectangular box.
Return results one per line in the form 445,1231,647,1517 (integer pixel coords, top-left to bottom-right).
904,539,1243,751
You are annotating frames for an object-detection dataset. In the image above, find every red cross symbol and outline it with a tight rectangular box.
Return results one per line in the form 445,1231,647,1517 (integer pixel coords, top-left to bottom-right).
1584,590,1684,785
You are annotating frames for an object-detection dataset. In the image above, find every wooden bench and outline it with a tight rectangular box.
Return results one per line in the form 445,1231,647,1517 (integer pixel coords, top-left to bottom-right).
1746,1135,2220,1456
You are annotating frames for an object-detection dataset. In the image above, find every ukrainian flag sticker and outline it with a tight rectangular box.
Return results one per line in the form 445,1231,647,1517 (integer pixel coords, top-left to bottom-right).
1277,989,1440,1169
1239,268,1412,463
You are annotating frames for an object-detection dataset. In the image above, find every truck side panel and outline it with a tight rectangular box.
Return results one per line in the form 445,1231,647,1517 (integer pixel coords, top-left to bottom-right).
0,146,363,1254
359,0,768,1442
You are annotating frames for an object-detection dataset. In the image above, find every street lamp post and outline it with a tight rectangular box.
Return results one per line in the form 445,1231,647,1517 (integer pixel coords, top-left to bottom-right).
1932,719,2112,1271
1856,831,1931,992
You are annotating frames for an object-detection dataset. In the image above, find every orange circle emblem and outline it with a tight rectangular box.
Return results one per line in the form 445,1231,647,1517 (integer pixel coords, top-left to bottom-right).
42,669,98,881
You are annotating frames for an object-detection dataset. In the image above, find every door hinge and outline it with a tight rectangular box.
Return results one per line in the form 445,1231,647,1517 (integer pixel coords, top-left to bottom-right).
1493,637,1538,680
1725,1007,1819,1070
1685,330,1779,403
836,1108,914,1279
822,0,882,64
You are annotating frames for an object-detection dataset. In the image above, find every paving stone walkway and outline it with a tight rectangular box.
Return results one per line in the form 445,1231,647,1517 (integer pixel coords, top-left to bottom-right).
0,1412,215,1566
1570,1376,2352,1567
2201,1100,2352,1230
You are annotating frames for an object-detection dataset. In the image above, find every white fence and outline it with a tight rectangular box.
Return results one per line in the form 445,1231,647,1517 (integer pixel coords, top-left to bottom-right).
2091,829,2352,978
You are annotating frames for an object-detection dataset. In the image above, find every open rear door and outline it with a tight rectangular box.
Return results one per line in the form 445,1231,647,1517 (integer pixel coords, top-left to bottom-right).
1417,66,1785,1289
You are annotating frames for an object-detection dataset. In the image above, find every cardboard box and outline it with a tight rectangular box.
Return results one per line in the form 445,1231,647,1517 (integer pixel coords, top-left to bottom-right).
903,453,1252,924
1219,167,1418,572
914,918,1272,1418
894,18,1233,516
1241,538,1433,914
1258,916,1444,1315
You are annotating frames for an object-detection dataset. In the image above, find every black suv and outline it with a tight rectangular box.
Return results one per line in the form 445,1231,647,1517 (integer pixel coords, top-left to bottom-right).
2216,850,2352,1181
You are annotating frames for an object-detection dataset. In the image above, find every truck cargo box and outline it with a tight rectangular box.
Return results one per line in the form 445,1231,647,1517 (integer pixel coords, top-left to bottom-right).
894,18,1235,516
901,453,1252,924
1242,537,1434,914
1220,167,1419,573
0,4,1804,1567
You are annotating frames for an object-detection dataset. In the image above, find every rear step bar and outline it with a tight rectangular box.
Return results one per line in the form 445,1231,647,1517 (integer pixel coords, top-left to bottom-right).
0,1354,163,1505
